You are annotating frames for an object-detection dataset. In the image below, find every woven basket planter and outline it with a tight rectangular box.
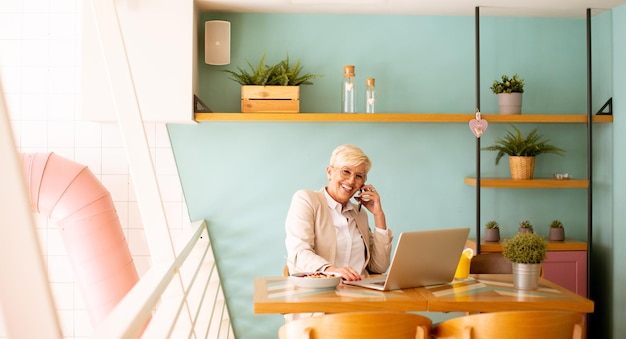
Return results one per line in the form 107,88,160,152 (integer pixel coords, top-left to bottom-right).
509,156,535,180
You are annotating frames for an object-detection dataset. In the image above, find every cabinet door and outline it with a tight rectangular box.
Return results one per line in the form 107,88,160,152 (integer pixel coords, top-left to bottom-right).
542,251,587,297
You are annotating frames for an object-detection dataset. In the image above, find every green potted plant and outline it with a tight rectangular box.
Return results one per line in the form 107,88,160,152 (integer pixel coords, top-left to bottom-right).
518,220,534,234
482,124,566,179
502,232,548,290
222,54,323,113
490,73,524,114
484,220,500,242
549,219,565,241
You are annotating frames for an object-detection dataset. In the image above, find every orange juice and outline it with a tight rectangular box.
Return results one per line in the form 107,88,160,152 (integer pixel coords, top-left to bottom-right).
454,248,473,280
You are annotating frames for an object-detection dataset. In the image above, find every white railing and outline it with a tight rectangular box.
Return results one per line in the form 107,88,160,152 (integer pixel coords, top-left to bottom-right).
93,220,234,339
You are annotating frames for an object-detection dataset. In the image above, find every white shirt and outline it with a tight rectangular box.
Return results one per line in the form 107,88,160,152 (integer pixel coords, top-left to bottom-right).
324,189,366,273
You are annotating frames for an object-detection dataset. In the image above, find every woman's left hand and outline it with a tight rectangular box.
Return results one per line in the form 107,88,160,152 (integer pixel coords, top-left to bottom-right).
356,184,382,215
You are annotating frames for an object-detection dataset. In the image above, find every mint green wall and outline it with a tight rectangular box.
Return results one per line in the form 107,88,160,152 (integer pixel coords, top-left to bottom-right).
611,5,626,339
168,12,618,338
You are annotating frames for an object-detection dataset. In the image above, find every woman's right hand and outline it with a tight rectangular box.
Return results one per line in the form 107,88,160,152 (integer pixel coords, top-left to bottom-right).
324,265,362,281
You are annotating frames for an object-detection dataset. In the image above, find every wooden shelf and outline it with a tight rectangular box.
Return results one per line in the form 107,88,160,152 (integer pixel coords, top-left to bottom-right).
466,238,588,252
194,113,613,123
464,177,589,188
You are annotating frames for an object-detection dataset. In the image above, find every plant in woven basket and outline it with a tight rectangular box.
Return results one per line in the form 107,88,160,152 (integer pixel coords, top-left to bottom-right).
482,125,566,165
518,220,534,233
222,53,323,86
482,125,566,179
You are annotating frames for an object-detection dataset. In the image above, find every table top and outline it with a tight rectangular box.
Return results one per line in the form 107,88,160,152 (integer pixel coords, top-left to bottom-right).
254,274,594,314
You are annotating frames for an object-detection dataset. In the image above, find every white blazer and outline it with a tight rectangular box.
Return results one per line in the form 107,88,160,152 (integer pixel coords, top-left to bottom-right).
285,188,393,275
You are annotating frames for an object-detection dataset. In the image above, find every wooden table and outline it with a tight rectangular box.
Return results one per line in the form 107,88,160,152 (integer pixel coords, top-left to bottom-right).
254,276,427,314
254,274,594,314
423,274,594,313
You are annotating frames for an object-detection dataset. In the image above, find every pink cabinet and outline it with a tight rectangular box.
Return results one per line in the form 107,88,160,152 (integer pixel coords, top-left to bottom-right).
542,250,587,297
467,239,588,297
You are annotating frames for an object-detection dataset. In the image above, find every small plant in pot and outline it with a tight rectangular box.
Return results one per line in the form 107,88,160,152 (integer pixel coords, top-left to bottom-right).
482,125,566,180
484,220,500,242
518,220,534,234
502,232,548,290
549,219,565,241
490,74,524,114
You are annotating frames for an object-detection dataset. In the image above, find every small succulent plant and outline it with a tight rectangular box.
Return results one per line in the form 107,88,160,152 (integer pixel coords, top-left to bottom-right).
550,219,564,228
485,220,500,229
519,220,534,232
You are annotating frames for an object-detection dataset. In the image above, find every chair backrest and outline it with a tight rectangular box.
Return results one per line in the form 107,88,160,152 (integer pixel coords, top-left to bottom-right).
432,310,584,339
469,253,512,274
278,311,432,339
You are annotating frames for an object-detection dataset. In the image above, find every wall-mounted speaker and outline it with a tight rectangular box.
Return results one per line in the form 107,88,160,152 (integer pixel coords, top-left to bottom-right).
205,20,231,65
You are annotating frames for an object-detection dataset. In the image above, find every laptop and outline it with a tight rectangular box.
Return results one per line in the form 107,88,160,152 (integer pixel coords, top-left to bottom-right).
344,227,470,291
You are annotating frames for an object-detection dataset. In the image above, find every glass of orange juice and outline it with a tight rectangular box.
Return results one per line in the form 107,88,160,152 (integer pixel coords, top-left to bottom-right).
454,248,474,281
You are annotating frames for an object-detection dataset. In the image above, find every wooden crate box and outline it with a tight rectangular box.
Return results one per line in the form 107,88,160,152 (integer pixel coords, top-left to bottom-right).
241,86,300,113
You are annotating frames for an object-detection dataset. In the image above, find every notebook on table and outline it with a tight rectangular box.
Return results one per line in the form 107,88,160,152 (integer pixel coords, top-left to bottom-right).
344,227,470,291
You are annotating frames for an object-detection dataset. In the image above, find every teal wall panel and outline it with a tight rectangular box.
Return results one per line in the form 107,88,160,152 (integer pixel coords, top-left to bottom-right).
611,5,625,339
168,11,620,338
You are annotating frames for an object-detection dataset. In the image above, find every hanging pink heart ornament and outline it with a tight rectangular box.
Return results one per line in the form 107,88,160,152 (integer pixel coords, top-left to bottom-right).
469,112,488,138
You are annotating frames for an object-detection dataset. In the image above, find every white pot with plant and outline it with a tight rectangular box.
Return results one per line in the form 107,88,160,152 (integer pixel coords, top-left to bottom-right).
490,74,524,114
502,232,548,290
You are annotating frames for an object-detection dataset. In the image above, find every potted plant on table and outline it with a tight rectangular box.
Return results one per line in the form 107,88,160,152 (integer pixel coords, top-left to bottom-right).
222,53,323,113
548,219,565,241
502,232,548,290
482,125,566,180
484,220,500,242
490,73,524,114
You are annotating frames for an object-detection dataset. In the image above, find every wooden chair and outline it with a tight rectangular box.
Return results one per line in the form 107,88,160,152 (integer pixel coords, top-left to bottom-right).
469,252,543,277
469,253,512,274
432,310,584,339
278,311,432,339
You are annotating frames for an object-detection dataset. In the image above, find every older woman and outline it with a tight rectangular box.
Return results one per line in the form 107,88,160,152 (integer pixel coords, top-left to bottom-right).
285,144,393,282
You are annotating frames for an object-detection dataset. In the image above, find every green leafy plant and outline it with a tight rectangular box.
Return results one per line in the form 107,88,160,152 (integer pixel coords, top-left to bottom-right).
482,125,566,165
519,220,534,231
550,219,564,228
502,232,548,264
490,74,524,94
222,53,323,86
485,220,499,229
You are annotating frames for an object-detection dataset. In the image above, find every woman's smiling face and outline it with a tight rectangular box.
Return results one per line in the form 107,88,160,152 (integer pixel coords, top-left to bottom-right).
326,164,367,205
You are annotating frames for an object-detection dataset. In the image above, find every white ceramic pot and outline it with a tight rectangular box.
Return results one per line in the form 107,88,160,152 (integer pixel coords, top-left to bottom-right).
497,92,523,114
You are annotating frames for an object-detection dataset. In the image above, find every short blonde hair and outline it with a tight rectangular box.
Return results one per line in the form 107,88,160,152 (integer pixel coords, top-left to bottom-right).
329,144,372,173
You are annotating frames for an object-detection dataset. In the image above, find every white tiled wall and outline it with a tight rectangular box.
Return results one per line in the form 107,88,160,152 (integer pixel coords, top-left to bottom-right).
0,1,190,337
